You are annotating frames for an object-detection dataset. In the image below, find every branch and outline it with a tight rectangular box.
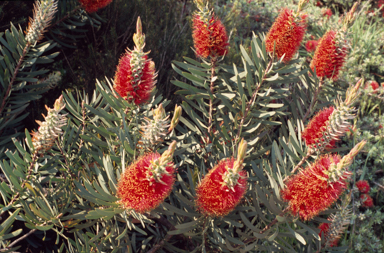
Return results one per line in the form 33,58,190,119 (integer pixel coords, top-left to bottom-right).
0,42,31,127
284,149,313,181
207,58,217,135
0,152,38,220
302,77,324,123
234,59,273,146
2,229,37,251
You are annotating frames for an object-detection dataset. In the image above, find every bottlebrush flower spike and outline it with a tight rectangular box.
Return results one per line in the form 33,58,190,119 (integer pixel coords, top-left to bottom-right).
319,195,352,249
309,30,348,80
25,0,57,45
360,194,374,208
192,1,229,59
356,180,370,194
113,17,156,105
302,79,362,153
195,139,248,217
30,95,67,155
117,141,176,213
281,141,365,220
265,8,307,62
78,0,113,13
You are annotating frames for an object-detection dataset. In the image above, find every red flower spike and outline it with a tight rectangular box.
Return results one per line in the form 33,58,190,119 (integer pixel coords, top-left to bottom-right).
265,8,307,62
114,17,156,105
281,154,351,221
114,53,156,105
310,30,348,80
117,153,175,213
360,194,374,208
192,15,229,59
195,158,247,217
305,40,319,52
323,8,332,18
365,81,380,93
78,0,113,13
318,223,340,247
356,180,370,194
302,107,336,149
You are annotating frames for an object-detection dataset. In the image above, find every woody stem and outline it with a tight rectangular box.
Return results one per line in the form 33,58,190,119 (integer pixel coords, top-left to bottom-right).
303,77,324,123
207,58,217,135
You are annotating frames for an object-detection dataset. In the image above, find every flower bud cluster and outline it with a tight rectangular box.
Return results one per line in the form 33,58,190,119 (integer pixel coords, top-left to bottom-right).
31,95,67,155
139,105,181,149
37,71,61,90
25,0,57,45
319,197,352,249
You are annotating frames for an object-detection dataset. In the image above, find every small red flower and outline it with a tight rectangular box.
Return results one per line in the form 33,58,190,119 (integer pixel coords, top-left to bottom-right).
318,223,340,247
192,15,229,59
305,40,319,52
78,0,113,13
281,154,350,221
365,81,380,93
323,8,333,18
379,0,384,17
310,30,348,80
302,107,336,149
195,158,247,217
117,153,175,213
360,194,374,208
315,1,323,7
265,8,307,62
356,180,370,194
114,52,156,105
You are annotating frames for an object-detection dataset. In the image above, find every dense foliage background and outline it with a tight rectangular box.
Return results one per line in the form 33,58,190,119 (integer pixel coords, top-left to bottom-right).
0,0,383,252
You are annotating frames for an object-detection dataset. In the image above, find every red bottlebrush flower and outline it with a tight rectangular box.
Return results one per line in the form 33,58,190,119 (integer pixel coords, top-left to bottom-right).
379,0,384,17
360,194,374,208
323,8,333,18
310,30,347,80
302,107,336,149
114,52,156,105
192,15,229,59
305,40,319,52
315,1,323,7
78,0,113,13
195,158,247,217
365,81,380,93
318,223,340,247
265,8,307,62
281,154,351,221
117,153,175,213
356,180,370,194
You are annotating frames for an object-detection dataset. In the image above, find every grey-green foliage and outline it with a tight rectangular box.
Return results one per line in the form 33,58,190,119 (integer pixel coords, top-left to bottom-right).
0,1,365,253
0,24,58,160
169,32,345,252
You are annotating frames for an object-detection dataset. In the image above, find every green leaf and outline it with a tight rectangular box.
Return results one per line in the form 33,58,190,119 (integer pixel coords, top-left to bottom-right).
0,209,20,236
286,221,306,245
